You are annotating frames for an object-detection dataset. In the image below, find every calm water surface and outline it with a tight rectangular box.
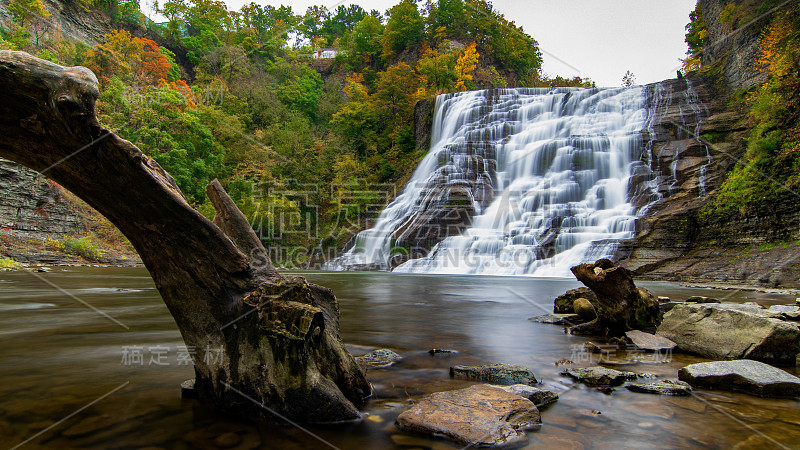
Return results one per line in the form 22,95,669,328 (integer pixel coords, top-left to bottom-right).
1,267,798,449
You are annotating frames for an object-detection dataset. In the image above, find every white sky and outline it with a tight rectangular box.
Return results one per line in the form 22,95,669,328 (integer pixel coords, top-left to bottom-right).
142,0,697,87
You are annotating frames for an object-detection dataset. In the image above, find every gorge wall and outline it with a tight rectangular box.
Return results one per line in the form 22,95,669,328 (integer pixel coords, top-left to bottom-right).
627,0,800,288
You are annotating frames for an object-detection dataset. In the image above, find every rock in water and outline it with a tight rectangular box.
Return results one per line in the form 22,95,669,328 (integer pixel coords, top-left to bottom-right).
678,360,800,398
561,366,638,387
450,364,537,385
573,298,597,321
625,330,677,352
529,313,584,325
554,287,598,314
568,259,661,336
656,304,800,365
625,380,692,396
395,385,541,447
356,349,403,369
488,384,559,408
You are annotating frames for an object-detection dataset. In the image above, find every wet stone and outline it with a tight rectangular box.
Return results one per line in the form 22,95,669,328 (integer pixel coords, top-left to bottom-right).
428,348,458,355
685,296,720,303
450,364,537,385
487,384,558,408
356,349,403,369
679,359,800,398
624,330,677,352
625,380,692,396
395,385,541,448
528,314,583,325
561,366,638,387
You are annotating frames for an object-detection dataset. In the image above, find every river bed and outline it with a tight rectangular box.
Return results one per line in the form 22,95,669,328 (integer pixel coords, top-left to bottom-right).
1,267,798,449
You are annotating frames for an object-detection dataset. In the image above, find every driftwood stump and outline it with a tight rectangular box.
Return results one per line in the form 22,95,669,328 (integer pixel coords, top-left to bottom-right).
0,51,371,422
568,259,661,336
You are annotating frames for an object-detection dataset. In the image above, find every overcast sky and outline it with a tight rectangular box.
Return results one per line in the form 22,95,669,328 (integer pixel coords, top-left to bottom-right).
143,0,697,87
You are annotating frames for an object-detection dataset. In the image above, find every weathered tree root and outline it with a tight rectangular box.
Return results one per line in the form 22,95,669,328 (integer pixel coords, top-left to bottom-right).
0,51,371,422
568,259,661,337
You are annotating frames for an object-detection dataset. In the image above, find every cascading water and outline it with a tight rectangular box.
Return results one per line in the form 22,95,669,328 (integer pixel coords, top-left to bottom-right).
326,86,666,276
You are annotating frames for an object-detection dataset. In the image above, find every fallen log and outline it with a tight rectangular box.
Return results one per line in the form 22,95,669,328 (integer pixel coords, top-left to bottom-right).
0,51,371,422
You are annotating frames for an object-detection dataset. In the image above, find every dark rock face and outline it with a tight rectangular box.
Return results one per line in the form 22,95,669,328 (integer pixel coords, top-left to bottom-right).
0,158,83,236
656,303,800,366
699,0,770,91
450,364,537,385
678,360,800,398
395,385,541,447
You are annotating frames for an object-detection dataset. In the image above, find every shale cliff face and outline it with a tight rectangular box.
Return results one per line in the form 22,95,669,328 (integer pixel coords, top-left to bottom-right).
627,0,800,288
0,158,83,235
0,0,112,46
699,0,769,91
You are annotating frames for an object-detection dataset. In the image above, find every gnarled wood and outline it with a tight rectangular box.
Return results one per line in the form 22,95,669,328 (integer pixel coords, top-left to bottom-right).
568,259,661,336
0,51,371,422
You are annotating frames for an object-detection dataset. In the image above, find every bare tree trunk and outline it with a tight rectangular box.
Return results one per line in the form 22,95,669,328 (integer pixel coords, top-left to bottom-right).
0,51,371,422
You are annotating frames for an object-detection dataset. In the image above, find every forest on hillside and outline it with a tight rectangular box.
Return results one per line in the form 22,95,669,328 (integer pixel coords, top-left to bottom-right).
0,0,596,265
2,0,798,267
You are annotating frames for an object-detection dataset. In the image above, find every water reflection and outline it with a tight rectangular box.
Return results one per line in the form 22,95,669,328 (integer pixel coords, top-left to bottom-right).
0,267,797,448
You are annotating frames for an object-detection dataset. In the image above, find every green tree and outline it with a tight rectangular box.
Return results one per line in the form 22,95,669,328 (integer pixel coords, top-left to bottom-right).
381,0,423,60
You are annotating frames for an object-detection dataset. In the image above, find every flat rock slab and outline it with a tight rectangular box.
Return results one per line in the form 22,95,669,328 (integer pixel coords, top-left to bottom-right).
356,349,403,369
678,360,800,398
625,380,692,396
625,330,677,352
528,314,583,325
488,384,559,408
656,304,800,365
451,364,537,385
561,366,638,387
396,385,541,447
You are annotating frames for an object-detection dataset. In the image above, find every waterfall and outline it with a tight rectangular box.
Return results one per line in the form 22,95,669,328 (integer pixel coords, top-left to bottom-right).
325,86,663,276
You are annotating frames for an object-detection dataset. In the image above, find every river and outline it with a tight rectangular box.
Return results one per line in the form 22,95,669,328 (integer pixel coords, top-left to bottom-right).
1,267,798,448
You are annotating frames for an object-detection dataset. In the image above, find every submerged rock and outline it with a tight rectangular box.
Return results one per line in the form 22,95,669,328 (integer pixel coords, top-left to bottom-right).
450,364,537,385
656,303,800,365
625,330,677,352
356,349,403,369
428,348,458,354
678,360,800,398
529,313,583,325
686,296,720,303
625,380,692,396
395,385,541,447
488,384,559,408
561,366,638,387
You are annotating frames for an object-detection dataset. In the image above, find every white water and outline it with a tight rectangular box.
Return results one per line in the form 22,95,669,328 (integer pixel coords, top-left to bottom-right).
326,87,657,276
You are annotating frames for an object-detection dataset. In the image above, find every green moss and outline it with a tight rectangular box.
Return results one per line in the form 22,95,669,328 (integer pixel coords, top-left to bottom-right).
0,257,21,270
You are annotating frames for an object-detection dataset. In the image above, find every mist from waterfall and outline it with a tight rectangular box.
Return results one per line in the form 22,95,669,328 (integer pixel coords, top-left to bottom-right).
325,86,658,276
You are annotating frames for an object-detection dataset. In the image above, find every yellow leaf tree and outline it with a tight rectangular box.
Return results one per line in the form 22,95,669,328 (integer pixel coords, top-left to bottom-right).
455,42,479,91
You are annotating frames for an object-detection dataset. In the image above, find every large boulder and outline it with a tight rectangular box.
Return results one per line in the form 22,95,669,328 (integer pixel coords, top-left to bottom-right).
657,303,800,366
554,287,598,314
488,384,559,408
395,385,541,447
678,360,800,398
